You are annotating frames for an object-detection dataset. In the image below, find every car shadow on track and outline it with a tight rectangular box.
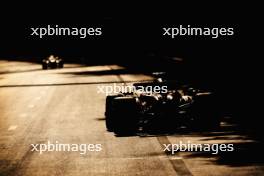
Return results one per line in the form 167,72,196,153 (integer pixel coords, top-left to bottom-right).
99,115,264,167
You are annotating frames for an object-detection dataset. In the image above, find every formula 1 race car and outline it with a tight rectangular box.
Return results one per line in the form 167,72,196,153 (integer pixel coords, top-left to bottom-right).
42,55,64,69
105,79,220,135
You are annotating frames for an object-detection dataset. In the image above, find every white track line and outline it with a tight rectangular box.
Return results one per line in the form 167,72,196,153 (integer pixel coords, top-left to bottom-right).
8,125,17,131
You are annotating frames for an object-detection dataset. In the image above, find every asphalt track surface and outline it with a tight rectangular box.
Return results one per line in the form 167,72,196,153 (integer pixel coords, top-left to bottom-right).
0,60,263,176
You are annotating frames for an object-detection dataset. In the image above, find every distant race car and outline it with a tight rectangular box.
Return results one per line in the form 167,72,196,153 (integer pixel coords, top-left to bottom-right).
42,55,64,69
105,77,220,135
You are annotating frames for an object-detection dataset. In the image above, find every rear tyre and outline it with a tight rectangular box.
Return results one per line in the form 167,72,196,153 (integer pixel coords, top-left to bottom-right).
112,97,139,135
42,63,48,70
58,62,64,68
105,94,123,131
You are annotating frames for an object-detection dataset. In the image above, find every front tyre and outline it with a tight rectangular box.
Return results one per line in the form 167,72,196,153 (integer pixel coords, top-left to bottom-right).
189,93,220,130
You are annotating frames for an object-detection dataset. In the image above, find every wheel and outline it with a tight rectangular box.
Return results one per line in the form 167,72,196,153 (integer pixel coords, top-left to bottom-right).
42,63,48,69
189,93,220,130
105,94,123,131
58,62,64,68
111,97,139,135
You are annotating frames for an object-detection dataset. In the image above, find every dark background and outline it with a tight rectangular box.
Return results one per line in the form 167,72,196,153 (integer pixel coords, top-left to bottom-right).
0,3,262,130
